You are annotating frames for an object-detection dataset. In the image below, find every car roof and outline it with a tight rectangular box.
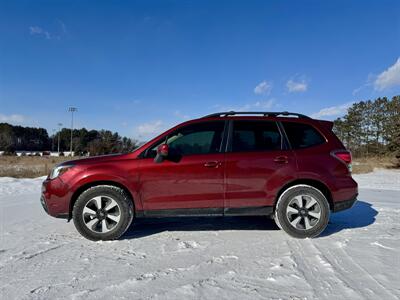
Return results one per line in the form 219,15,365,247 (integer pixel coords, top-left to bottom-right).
202,111,310,119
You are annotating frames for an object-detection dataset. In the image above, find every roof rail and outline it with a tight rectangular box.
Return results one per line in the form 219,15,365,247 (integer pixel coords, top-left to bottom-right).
202,111,310,119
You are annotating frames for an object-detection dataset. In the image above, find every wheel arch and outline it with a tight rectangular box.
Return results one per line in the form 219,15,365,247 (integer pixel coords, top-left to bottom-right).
68,180,135,221
274,179,333,211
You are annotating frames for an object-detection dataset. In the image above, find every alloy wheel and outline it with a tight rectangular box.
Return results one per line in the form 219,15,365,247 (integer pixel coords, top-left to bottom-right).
286,195,321,230
82,196,121,233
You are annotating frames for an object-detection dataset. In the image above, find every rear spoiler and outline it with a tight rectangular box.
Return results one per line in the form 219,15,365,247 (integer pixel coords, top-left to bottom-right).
317,120,334,131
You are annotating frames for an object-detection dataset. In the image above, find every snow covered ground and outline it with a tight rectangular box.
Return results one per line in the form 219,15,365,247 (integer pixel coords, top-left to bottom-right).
0,170,399,299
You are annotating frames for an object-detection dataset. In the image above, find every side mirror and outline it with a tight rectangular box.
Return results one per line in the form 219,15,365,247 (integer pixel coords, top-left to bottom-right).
154,144,169,163
158,144,169,157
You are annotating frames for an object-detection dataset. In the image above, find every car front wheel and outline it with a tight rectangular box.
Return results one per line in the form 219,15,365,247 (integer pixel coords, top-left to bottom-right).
72,185,134,241
274,185,330,238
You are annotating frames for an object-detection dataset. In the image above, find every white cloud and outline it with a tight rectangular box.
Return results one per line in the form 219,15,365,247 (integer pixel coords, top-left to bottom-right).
352,84,366,96
245,99,275,110
286,79,308,93
374,57,400,91
29,26,44,35
254,81,272,95
0,114,26,124
57,20,67,34
352,74,374,95
29,26,51,39
215,99,276,112
135,120,164,138
174,110,190,120
311,102,353,119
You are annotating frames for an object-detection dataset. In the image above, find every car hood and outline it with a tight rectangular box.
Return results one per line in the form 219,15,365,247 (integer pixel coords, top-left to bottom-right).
59,153,135,166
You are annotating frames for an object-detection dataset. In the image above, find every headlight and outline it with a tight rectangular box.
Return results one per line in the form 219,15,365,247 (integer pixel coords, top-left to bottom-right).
50,165,74,179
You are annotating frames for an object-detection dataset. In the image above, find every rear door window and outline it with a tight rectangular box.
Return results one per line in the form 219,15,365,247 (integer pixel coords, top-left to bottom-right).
282,122,325,149
231,121,282,152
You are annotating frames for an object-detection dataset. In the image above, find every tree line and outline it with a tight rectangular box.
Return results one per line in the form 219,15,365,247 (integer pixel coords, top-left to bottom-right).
0,124,139,156
333,95,400,161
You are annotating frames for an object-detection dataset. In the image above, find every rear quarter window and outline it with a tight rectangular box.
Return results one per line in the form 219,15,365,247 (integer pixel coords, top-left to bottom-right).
282,122,326,149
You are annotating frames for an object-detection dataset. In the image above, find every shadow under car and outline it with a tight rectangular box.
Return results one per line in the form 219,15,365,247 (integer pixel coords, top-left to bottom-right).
121,200,377,239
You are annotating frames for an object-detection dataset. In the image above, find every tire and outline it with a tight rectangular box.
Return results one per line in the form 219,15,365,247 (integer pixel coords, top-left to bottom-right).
274,185,330,238
72,185,134,241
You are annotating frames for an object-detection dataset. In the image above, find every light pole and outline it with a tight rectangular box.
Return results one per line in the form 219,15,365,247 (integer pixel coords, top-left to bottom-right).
52,129,56,151
68,107,77,156
57,123,62,154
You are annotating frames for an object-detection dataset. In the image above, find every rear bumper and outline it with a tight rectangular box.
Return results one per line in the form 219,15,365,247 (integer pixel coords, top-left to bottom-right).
332,194,358,213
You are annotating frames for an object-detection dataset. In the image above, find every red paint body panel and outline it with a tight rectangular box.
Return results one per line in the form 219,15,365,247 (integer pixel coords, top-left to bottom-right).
41,115,358,219
224,150,297,207
137,154,225,210
42,177,72,217
42,154,142,217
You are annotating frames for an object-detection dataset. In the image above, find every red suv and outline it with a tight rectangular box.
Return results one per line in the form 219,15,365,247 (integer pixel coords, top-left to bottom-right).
41,111,358,241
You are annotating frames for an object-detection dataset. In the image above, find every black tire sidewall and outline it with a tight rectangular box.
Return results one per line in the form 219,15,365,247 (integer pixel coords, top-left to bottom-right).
275,185,330,238
72,186,133,241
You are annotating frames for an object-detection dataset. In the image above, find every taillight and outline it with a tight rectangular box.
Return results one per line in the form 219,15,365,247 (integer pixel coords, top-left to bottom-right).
331,150,352,172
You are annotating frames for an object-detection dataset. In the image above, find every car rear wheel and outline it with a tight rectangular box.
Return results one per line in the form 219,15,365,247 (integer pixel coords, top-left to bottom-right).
73,185,134,241
274,185,330,238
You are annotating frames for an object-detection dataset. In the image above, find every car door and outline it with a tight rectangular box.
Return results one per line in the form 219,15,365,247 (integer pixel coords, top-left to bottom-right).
224,119,297,211
137,120,227,214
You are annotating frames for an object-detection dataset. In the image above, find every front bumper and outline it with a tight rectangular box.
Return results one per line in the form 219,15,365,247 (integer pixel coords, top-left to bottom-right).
41,178,71,219
40,194,49,214
332,194,358,213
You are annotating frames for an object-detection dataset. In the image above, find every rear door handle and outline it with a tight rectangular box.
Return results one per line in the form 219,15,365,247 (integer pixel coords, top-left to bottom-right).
274,156,288,164
204,161,221,168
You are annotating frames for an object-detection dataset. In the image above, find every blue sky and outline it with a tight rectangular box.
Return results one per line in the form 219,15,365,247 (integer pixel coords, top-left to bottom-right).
1,0,399,140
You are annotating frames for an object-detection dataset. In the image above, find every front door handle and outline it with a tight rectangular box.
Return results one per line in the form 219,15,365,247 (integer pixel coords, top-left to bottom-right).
204,161,221,168
274,156,288,164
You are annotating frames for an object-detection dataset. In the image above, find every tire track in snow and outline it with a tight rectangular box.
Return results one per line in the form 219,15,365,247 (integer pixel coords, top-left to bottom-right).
147,272,264,300
0,244,65,270
19,244,65,260
315,241,399,300
69,254,240,299
287,239,362,299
